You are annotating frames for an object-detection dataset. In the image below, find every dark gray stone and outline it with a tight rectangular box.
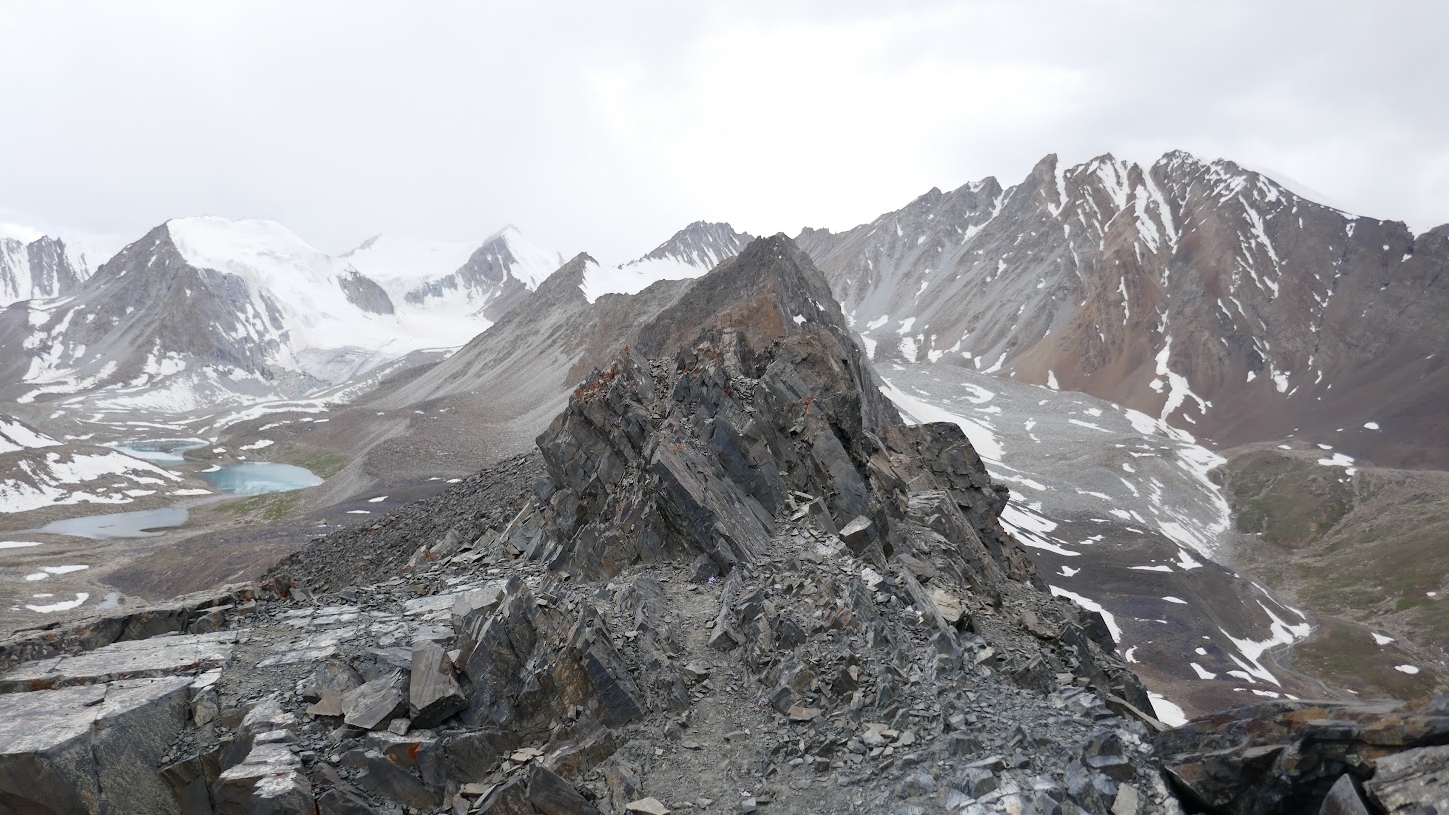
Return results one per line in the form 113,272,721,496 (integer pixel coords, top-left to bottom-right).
528,764,601,814
213,743,313,814
318,786,381,815
1320,774,1370,815
409,641,466,729
0,677,192,814
342,670,408,730
1366,744,1449,814
355,749,441,811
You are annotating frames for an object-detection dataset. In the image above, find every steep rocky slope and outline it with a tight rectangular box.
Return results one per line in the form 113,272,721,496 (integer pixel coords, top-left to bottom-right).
798,151,1449,469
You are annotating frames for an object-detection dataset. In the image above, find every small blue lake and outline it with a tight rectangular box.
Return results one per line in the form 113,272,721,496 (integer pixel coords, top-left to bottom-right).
32,459,323,540
110,438,209,464
198,462,323,495
37,507,189,540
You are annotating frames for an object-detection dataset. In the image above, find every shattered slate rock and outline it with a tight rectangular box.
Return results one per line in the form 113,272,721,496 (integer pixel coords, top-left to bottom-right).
341,669,408,730
1366,744,1449,814
409,639,467,728
214,742,314,814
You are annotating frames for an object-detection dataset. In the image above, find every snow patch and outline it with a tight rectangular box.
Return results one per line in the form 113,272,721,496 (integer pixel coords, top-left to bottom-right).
1149,693,1188,726
25,593,89,613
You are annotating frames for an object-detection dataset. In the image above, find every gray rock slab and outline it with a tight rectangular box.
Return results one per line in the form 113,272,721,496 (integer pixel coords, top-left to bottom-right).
0,676,192,814
258,625,361,667
410,640,466,729
1321,774,1371,815
1367,744,1449,814
343,669,408,730
0,630,237,692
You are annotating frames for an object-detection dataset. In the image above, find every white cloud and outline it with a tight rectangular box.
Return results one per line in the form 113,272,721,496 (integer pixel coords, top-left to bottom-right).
1,1,1445,262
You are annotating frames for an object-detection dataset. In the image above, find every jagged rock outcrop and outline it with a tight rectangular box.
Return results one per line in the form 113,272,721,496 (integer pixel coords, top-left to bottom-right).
1156,695,1449,814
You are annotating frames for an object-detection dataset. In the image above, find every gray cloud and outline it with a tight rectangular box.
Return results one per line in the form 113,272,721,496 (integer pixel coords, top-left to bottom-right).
1,0,1444,263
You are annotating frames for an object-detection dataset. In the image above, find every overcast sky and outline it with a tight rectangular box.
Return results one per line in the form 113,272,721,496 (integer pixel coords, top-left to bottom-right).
2,1,1444,264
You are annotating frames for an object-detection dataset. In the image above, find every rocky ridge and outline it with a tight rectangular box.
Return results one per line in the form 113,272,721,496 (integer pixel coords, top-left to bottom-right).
0,235,1444,814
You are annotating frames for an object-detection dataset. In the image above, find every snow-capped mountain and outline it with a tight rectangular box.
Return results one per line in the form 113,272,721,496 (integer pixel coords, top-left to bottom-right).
634,220,752,269
0,224,92,306
578,221,753,303
0,217,502,413
338,233,483,301
387,221,761,410
797,151,1449,468
381,225,565,322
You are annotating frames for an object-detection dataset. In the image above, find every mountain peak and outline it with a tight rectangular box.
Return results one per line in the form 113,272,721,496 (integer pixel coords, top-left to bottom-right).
635,221,752,269
0,224,91,305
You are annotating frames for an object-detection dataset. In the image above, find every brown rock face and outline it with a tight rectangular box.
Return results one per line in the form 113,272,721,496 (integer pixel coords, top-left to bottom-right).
798,151,1449,467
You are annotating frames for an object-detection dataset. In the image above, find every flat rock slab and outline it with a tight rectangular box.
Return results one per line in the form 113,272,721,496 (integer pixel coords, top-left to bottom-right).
0,676,192,813
0,630,237,692
1367,744,1449,813
343,670,408,730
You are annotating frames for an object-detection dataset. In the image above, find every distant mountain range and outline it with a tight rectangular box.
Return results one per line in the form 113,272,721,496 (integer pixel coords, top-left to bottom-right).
2,151,1445,469
0,217,747,416
796,151,1449,468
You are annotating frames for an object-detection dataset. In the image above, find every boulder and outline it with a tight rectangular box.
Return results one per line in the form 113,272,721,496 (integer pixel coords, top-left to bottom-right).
409,640,466,728
354,748,441,810
1366,744,1449,813
1321,774,1371,815
0,677,192,814
527,764,601,814
342,670,408,730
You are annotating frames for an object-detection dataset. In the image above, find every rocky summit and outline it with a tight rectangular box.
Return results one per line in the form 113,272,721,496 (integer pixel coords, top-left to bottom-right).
0,236,1444,814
